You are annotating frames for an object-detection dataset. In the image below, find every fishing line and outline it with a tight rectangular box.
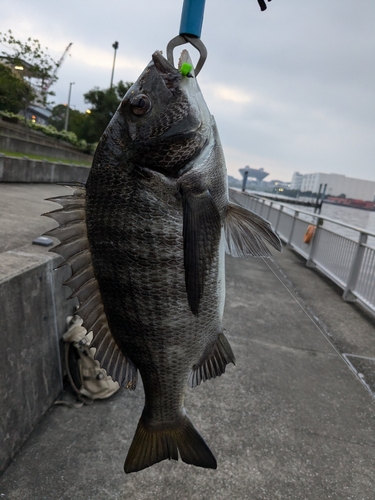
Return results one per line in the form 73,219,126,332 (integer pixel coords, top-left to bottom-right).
261,256,375,399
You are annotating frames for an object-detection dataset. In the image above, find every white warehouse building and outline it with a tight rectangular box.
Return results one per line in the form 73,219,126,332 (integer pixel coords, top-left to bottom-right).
298,173,375,201
290,172,304,190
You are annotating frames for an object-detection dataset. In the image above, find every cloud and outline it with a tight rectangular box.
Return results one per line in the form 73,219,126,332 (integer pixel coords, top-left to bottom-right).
67,43,145,73
1,0,375,183
210,84,254,104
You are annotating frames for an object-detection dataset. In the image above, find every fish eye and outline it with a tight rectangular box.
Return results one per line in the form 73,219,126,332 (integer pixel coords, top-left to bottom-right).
130,94,151,115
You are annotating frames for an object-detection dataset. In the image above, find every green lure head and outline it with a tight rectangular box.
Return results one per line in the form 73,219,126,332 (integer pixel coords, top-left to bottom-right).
180,62,193,77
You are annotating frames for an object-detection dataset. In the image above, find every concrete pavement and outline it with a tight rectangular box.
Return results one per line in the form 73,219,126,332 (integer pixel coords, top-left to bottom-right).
1,184,375,499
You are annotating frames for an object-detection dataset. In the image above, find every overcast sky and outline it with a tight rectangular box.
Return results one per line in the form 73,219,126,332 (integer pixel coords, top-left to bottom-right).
2,0,375,182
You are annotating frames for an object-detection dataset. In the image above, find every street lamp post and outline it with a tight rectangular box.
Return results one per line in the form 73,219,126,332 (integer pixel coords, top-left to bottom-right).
64,82,75,131
110,41,119,89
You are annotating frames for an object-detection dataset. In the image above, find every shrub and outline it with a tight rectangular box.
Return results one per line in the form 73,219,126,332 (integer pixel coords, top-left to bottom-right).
0,111,91,152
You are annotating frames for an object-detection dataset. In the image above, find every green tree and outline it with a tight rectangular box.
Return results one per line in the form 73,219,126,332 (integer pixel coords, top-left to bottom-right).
49,104,87,136
0,30,58,108
0,62,34,113
48,104,67,130
82,80,133,143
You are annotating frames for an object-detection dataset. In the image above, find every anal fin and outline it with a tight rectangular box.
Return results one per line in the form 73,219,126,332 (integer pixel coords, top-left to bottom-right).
188,331,235,388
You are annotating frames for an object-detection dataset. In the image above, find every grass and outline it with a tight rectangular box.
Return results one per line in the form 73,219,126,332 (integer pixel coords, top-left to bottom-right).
0,149,92,167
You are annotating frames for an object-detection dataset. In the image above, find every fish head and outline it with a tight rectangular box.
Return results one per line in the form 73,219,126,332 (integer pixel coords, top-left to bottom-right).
116,50,211,177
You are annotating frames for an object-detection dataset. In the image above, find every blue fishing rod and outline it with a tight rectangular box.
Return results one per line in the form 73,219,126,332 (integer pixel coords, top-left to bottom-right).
167,0,272,75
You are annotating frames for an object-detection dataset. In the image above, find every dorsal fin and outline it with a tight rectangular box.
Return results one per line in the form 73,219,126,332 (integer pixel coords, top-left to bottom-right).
43,184,138,389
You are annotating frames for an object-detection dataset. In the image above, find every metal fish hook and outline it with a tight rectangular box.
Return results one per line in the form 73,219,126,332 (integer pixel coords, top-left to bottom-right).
166,34,207,77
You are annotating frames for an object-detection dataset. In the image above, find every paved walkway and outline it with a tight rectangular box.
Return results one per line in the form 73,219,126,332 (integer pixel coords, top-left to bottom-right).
1,184,375,499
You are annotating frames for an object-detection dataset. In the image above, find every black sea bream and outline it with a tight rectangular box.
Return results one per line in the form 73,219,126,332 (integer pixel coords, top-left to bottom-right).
45,50,281,473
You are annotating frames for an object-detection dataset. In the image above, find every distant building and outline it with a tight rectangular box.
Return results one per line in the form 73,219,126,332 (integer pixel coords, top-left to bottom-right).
290,172,304,190
22,104,52,125
269,180,290,189
227,175,242,188
300,173,375,201
1,56,52,125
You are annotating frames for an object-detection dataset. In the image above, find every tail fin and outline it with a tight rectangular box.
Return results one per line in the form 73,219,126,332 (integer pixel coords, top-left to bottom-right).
124,412,217,473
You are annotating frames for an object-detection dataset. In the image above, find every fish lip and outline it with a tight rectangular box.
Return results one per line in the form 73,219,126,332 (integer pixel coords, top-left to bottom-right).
152,51,180,75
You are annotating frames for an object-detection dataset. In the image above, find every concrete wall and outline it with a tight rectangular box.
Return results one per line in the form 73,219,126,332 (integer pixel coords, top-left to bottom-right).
0,246,76,473
0,155,90,183
0,119,93,164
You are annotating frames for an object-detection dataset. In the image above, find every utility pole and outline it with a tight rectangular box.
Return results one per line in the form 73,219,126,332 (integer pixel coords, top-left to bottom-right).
110,41,119,89
242,170,249,192
64,82,75,131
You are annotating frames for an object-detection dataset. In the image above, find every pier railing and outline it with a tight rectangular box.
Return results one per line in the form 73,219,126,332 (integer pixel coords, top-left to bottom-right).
229,189,375,317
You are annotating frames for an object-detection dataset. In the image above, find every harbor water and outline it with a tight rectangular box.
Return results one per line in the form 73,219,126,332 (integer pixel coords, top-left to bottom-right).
295,201,375,249
246,190,375,249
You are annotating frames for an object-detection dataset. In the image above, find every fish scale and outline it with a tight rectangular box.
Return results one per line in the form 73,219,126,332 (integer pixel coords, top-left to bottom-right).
44,49,281,474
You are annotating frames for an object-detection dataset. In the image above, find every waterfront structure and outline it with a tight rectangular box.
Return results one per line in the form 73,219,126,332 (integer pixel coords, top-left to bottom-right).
227,175,242,188
290,172,304,190
297,172,375,201
325,196,375,211
239,166,269,183
239,166,269,191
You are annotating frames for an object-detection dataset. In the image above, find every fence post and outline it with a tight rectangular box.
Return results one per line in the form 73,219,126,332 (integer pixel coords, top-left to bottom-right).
259,199,265,217
274,205,283,233
287,211,298,248
342,232,368,302
306,218,323,268
242,191,252,212
256,198,260,212
0,153,4,181
244,193,251,210
249,196,254,211
266,201,272,221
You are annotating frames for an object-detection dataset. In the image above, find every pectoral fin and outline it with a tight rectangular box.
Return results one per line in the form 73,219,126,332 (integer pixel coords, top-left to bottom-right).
225,202,282,258
181,187,221,315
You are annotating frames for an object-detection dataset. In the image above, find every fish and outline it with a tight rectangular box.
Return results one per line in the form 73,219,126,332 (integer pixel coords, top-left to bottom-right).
44,49,281,474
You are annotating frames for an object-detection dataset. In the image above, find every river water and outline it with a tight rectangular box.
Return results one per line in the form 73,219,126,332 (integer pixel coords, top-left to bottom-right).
319,203,375,231
245,190,375,247
290,200,375,248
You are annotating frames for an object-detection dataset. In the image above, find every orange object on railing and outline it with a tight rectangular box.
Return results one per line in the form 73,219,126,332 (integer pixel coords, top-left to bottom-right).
303,225,316,244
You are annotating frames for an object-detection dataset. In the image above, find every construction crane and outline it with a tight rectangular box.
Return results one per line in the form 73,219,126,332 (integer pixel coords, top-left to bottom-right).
43,42,73,92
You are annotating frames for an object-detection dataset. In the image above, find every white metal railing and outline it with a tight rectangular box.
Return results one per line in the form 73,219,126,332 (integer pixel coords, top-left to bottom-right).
229,189,375,317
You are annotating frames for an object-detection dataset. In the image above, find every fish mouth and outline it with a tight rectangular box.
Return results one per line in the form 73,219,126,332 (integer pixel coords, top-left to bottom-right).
152,51,182,91
151,49,192,73
177,49,193,71
152,51,180,75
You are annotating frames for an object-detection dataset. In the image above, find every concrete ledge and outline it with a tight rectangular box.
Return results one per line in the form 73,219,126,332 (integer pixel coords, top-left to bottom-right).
0,246,75,473
0,155,90,183
0,120,93,163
